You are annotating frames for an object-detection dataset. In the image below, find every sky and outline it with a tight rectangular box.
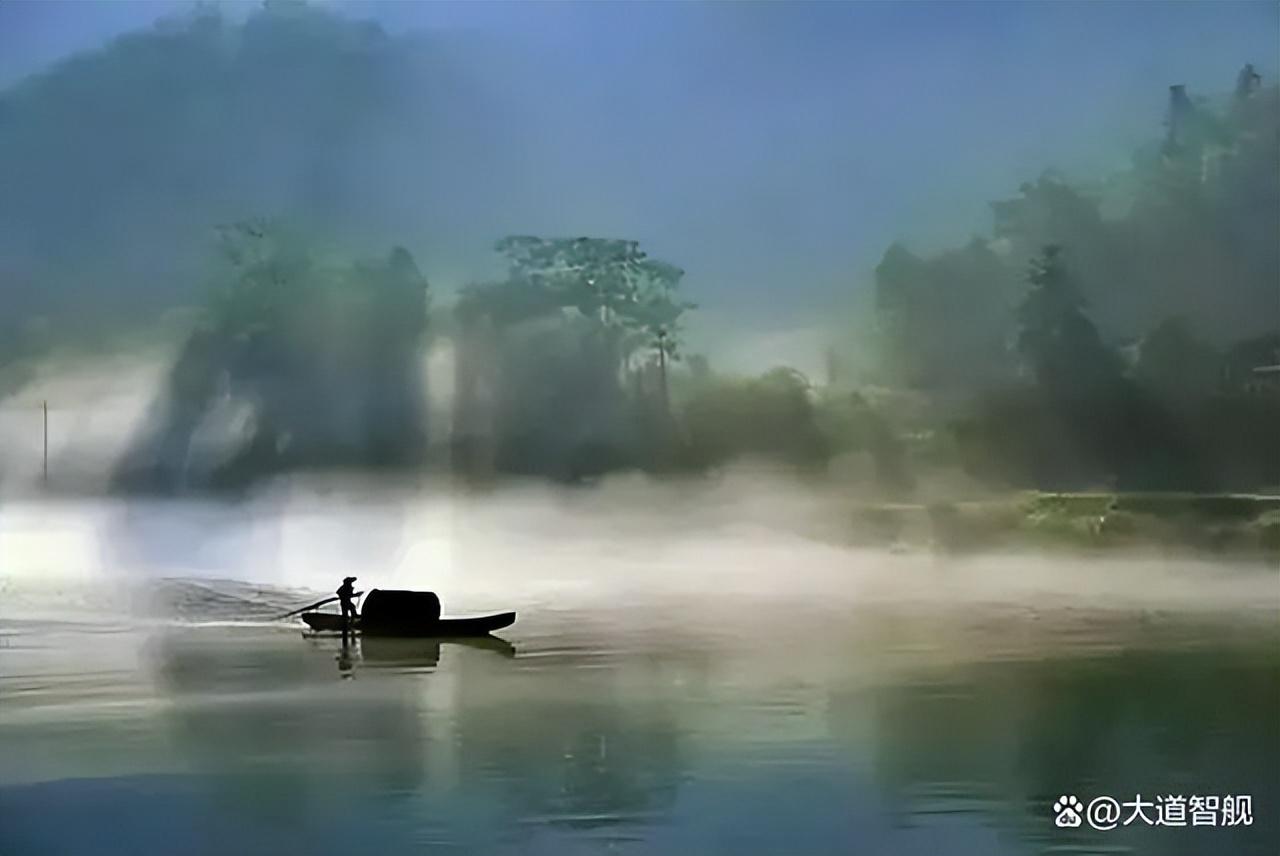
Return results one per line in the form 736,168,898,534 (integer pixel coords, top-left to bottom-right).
1,0,1277,362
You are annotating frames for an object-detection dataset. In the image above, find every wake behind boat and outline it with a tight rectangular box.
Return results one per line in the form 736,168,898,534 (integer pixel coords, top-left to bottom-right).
299,588,515,638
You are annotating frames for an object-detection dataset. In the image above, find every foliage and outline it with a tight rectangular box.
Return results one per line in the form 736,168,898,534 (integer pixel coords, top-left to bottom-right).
493,236,694,361
873,71,1279,395
873,239,1016,390
1133,316,1221,404
450,236,694,481
115,222,431,491
679,368,829,470
5,18,1275,496
1014,245,1121,398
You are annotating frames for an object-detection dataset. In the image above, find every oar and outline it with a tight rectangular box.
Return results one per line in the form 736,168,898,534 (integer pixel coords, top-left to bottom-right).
275,592,363,621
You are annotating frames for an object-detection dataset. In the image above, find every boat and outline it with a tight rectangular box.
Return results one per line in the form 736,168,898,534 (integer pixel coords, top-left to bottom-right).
300,611,515,637
299,588,514,637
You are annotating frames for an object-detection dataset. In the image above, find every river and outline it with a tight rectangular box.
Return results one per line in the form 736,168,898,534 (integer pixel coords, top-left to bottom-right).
1,478,1277,855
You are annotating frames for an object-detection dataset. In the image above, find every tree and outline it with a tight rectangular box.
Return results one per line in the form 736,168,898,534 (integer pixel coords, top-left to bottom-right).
492,235,693,412
1133,316,1220,404
873,242,930,387
493,237,693,354
449,236,694,480
680,368,830,469
114,222,431,491
873,239,1016,390
1015,246,1120,399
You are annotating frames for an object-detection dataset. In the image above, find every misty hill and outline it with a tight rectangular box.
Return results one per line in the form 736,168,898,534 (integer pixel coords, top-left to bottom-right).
0,3,502,328
4,2,1275,359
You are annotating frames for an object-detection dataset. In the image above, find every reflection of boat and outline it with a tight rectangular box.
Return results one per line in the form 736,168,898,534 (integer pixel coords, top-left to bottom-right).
311,634,516,675
359,635,517,666
300,588,515,638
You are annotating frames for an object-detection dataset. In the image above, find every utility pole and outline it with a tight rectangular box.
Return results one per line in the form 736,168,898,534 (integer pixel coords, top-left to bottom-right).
42,400,48,486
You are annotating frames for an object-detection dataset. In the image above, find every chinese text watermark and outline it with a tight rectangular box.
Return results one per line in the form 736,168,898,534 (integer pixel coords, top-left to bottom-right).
1053,794,1253,830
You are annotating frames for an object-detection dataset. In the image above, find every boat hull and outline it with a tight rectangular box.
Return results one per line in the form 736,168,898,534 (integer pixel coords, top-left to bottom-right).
300,611,515,637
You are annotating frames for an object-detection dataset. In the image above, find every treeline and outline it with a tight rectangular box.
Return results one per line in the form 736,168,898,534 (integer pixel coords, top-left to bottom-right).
113,225,887,490
55,68,1280,493
3,0,1275,494
874,65,1278,390
863,67,1280,492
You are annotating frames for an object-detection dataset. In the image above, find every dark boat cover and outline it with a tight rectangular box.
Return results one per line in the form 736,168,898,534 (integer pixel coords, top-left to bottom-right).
361,589,441,630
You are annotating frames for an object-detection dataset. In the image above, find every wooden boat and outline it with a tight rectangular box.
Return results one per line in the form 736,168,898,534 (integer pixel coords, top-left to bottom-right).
300,610,515,637
300,588,514,637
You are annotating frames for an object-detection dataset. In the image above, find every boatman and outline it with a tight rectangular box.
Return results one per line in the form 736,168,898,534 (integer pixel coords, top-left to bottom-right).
337,576,358,636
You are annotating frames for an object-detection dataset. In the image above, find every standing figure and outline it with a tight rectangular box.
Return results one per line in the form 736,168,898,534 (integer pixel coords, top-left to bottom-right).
337,576,359,638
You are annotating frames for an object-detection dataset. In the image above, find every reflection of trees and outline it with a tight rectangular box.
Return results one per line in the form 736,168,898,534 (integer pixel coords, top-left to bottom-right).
150,631,690,836
453,693,685,828
852,645,1279,853
152,631,429,808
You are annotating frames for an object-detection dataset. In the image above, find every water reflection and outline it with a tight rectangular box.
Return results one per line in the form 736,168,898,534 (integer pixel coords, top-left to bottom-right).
309,634,519,676
353,635,518,669
138,625,691,847
1,588,1276,855
864,646,1279,854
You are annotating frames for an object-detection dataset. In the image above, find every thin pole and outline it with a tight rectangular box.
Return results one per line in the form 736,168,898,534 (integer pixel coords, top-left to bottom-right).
274,591,363,621
42,400,48,486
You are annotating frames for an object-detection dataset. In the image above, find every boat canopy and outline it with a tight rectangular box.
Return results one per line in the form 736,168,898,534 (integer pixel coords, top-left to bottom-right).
361,589,442,625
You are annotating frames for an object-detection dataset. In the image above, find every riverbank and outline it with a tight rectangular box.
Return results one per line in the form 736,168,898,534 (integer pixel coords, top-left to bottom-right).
851,492,1280,559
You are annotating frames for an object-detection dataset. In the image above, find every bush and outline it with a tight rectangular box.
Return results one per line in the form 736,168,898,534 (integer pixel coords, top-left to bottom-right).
678,368,830,470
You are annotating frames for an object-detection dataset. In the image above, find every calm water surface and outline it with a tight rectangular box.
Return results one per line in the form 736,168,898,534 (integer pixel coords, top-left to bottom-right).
1,489,1277,855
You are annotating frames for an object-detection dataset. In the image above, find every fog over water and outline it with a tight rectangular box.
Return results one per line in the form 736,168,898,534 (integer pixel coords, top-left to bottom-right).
4,481,1278,855
2,3,1278,854
6,474,1278,608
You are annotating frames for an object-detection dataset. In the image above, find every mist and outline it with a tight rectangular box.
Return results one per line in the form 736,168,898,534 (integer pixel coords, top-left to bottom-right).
3,7,1280,852
2,1,1276,331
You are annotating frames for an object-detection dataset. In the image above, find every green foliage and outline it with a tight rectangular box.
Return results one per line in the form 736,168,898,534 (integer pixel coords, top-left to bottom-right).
4,20,1273,497
679,368,829,470
203,221,429,367
815,391,915,493
450,236,695,481
1015,245,1121,398
115,222,432,491
1133,316,1220,403
873,72,1279,398
873,239,1016,389
493,235,694,358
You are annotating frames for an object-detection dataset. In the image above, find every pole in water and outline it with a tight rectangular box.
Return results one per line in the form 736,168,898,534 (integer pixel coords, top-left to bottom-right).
42,400,48,486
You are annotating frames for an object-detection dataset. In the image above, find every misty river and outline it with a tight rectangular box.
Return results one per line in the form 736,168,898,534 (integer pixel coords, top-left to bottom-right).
1,478,1277,855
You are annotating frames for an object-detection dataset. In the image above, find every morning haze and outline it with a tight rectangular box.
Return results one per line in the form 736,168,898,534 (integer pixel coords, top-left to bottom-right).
1,2,1275,330
0,4,1278,851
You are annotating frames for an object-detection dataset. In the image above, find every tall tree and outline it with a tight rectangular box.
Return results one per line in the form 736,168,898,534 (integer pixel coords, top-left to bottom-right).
1015,245,1120,399
493,236,693,374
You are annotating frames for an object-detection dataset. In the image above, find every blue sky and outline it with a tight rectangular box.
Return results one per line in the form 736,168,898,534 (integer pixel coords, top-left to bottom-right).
2,0,1276,342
